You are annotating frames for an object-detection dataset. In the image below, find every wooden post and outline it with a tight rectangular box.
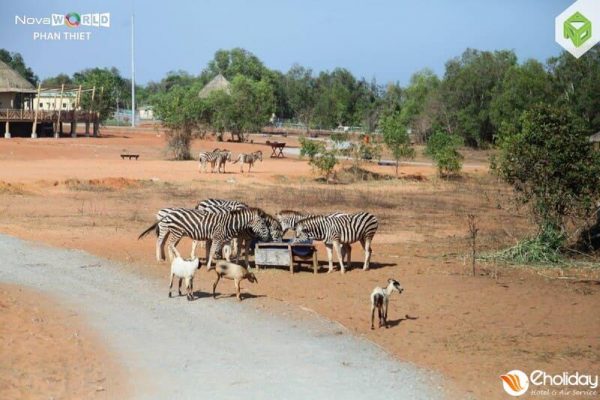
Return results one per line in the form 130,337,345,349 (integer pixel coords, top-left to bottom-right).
313,248,318,274
288,244,294,274
85,86,95,137
55,84,64,138
31,83,41,138
94,86,103,137
72,85,82,138
4,121,10,138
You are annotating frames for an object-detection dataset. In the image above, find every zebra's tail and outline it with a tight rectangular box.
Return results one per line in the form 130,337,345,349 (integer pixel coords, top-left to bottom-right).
232,154,241,164
138,221,159,240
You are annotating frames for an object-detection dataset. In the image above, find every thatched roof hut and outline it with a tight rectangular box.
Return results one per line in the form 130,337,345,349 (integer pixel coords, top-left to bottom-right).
0,60,36,93
589,131,600,143
198,73,230,98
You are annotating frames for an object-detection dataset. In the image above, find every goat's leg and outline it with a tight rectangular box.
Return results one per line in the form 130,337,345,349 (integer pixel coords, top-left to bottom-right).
383,299,389,328
212,274,221,298
178,277,183,296
168,273,174,298
370,304,376,329
325,243,334,273
333,241,346,274
186,277,193,301
234,279,241,301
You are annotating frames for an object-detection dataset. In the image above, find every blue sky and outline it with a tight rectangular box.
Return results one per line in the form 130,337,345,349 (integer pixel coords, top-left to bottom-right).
1,0,574,85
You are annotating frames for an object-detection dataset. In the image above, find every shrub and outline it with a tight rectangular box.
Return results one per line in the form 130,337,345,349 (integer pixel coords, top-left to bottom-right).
299,137,338,182
492,104,600,236
425,131,463,176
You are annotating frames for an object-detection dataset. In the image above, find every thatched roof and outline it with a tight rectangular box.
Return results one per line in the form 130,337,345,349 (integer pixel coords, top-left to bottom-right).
0,60,36,93
589,131,600,143
198,73,230,98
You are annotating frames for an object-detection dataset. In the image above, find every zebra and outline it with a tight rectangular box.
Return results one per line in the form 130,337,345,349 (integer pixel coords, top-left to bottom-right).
294,212,378,274
215,150,232,174
277,210,351,263
196,198,248,211
139,207,270,270
232,150,262,173
198,148,224,173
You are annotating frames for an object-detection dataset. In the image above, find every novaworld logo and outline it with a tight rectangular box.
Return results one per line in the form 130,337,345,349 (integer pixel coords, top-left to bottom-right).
15,12,110,28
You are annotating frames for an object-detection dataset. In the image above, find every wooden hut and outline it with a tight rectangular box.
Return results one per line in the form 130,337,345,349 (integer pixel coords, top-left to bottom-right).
589,131,600,149
0,60,37,137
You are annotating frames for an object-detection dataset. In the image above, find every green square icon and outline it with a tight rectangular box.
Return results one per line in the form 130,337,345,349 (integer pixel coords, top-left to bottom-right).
564,11,592,48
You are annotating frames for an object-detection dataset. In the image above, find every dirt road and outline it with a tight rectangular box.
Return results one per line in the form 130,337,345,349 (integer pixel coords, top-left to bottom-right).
0,234,446,399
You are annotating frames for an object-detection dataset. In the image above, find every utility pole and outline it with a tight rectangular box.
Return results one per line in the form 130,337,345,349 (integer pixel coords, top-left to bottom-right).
131,13,135,128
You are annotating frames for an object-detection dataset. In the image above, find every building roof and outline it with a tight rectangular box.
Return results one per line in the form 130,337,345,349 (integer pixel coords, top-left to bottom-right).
589,131,600,143
0,60,36,93
198,73,230,98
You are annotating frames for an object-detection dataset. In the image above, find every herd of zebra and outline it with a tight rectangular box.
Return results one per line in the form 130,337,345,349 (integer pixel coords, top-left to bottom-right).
198,149,263,174
138,198,379,274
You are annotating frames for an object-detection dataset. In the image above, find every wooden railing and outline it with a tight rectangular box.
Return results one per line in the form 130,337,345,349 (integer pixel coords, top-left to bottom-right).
0,109,97,122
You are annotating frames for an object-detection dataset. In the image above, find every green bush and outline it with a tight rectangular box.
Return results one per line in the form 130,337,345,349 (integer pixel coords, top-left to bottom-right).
492,104,600,235
425,132,463,176
299,137,338,181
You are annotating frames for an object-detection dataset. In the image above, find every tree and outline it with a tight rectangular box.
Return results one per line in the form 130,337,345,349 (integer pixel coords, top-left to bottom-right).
41,73,72,87
379,111,415,176
547,46,600,134
493,104,600,239
490,59,554,141
73,67,127,121
285,65,317,133
399,69,440,142
440,49,517,147
153,86,206,159
425,131,464,177
0,49,38,85
204,75,275,142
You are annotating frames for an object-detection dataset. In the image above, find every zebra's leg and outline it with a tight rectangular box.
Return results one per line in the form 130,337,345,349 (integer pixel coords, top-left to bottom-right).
362,237,372,270
325,243,334,273
205,239,212,262
156,226,169,262
333,240,346,274
206,240,220,270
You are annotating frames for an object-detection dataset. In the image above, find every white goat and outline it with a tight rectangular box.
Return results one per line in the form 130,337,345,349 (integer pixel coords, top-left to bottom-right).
212,246,258,301
370,279,404,329
168,247,201,301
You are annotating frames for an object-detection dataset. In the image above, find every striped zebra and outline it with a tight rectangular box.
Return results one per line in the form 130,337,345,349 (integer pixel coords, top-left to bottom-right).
232,150,262,173
215,150,232,174
138,207,270,270
294,212,378,274
277,210,351,263
196,198,248,210
198,148,226,173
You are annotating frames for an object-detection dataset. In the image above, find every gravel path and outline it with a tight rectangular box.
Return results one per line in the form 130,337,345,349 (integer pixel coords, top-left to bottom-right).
0,234,445,399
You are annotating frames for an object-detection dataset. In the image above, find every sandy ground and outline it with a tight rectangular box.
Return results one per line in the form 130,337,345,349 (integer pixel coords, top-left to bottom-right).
0,127,598,399
0,234,446,400
0,283,127,400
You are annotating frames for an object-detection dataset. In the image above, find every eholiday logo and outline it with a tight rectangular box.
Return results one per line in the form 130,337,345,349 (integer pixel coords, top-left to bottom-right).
501,369,599,397
501,370,529,396
555,0,600,58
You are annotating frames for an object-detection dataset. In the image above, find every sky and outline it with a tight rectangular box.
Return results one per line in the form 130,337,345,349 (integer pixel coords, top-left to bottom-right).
1,0,575,86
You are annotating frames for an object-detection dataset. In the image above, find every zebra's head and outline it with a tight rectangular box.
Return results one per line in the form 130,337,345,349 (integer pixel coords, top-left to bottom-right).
294,221,310,241
276,210,303,235
267,217,283,242
249,216,270,242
